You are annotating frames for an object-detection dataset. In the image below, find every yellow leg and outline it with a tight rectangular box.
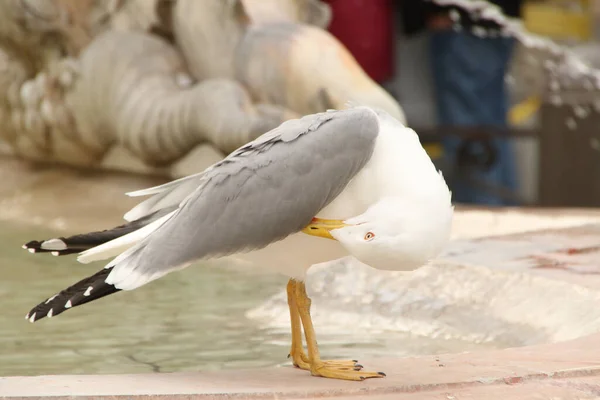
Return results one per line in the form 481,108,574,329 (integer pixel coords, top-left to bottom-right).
295,281,386,381
287,279,310,369
287,280,363,372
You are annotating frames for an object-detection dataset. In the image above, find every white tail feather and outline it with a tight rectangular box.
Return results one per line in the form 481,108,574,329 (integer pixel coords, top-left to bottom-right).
123,173,205,222
125,171,205,197
107,260,192,291
123,194,164,222
124,185,188,222
41,238,67,250
125,181,181,198
77,210,177,264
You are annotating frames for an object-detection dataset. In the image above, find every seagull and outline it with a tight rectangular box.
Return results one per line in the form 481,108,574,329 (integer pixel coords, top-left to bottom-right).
22,105,453,381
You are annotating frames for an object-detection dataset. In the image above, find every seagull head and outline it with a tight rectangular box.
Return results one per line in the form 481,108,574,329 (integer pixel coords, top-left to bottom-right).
303,197,453,271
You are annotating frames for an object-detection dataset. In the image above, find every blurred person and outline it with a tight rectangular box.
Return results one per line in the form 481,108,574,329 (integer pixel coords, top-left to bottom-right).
404,0,522,205
323,0,395,84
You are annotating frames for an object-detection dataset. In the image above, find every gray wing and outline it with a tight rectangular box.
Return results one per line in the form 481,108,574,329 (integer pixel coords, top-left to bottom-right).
120,110,341,222
106,107,380,289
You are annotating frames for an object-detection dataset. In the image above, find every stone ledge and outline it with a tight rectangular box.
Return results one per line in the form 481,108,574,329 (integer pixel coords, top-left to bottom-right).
3,333,600,399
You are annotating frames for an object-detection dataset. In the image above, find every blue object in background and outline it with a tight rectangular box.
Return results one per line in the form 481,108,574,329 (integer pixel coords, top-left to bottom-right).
430,30,519,206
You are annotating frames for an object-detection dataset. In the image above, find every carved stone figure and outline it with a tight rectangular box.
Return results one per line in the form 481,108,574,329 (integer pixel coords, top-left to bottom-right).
0,0,405,177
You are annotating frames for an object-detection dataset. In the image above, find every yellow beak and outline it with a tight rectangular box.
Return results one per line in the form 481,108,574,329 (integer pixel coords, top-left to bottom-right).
301,217,348,240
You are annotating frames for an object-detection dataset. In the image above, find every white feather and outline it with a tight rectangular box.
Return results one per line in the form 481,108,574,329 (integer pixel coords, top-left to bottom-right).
125,171,204,197
41,238,67,250
122,195,163,222
125,178,185,198
123,175,205,222
77,210,176,264
45,294,58,304
106,260,191,291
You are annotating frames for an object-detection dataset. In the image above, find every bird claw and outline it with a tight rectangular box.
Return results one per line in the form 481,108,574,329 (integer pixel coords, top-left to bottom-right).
311,363,386,381
289,348,366,373
321,359,364,371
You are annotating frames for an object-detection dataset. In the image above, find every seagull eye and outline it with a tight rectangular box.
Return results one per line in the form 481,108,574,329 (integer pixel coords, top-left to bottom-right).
364,232,375,241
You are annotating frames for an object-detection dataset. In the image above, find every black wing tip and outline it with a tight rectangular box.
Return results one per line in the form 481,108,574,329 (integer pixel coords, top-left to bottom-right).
21,209,175,257
22,239,82,256
23,240,42,253
25,305,56,323
25,268,121,323
25,295,74,323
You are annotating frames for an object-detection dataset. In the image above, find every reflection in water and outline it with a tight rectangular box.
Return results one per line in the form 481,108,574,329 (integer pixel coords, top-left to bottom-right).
1,221,499,377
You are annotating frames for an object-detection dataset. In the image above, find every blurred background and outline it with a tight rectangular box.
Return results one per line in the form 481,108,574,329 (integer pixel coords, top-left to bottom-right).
2,0,600,379
335,0,600,208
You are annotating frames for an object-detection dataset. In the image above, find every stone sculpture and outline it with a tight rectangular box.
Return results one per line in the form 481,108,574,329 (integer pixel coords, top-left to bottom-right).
0,0,405,177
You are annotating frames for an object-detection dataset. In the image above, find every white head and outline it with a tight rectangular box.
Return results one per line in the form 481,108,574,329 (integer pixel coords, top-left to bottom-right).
307,197,453,271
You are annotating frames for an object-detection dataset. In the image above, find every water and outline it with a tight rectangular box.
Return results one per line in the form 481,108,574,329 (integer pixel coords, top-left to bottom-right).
1,161,598,377
0,221,286,376
0,219,502,377
5,1,600,375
